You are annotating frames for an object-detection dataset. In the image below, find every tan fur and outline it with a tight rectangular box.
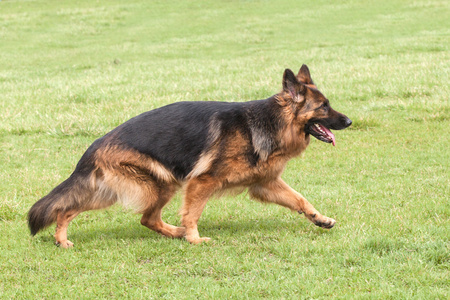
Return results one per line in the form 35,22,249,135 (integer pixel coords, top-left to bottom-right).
48,144,182,247
248,178,335,228
187,116,223,179
187,151,217,179
95,145,176,184
140,183,185,238
91,145,178,212
54,210,80,248
181,175,221,244
250,126,272,161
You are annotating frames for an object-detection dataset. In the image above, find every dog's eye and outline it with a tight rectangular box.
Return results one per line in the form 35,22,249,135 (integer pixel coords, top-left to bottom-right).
321,101,329,109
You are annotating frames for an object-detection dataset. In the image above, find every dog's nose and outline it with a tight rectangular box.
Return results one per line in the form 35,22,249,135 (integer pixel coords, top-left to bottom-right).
345,118,352,127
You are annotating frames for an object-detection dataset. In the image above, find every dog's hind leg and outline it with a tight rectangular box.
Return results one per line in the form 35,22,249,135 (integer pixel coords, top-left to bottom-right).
249,178,336,229
181,176,219,244
140,183,185,238
53,173,116,248
54,210,81,248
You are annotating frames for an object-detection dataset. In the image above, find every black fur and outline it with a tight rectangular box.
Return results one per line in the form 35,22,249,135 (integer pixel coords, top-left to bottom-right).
100,99,282,179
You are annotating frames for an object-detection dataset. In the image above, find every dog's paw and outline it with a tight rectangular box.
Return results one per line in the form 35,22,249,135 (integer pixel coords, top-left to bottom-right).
314,217,336,229
186,237,211,245
55,240,74,248
306,213,336,229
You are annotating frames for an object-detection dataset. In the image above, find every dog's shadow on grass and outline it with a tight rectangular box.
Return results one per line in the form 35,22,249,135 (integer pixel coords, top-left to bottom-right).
36,215,332,246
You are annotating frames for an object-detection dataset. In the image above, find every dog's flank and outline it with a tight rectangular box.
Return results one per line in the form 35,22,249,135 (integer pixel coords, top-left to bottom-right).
28,65,352,247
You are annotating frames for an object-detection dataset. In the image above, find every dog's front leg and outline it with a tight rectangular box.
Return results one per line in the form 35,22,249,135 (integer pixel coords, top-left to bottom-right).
181,176,219,244
249,178,336,229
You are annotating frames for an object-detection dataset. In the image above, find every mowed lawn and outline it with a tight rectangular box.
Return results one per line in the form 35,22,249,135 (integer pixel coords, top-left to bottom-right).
0,0,448,298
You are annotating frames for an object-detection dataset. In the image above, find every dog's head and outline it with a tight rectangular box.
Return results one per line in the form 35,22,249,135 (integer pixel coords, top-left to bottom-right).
280,65,352,146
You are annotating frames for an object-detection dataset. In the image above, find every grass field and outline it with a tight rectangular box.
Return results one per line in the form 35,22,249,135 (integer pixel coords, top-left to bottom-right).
0,0,448,298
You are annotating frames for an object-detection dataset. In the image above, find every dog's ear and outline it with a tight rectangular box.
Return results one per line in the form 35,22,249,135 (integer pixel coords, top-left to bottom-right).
297,64,314,85
283,69,306,102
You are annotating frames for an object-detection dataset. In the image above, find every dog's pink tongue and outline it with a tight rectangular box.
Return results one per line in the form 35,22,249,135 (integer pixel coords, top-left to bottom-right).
322,126,336,146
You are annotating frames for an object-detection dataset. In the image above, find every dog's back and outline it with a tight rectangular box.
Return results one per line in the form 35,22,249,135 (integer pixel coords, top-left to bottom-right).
111,101,251,179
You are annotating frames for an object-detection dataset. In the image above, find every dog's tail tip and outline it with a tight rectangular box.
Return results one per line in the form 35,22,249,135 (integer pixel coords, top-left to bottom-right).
27,199,56,236
27,175,82,236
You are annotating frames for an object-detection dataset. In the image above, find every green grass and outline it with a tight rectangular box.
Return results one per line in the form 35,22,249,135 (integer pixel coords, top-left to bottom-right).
1,0,449,298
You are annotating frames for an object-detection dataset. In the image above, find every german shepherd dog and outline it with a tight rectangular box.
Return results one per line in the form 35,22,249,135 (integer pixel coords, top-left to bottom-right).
28,65,352,247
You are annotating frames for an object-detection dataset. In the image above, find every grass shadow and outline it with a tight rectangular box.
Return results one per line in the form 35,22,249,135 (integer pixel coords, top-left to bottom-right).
51,214,332,246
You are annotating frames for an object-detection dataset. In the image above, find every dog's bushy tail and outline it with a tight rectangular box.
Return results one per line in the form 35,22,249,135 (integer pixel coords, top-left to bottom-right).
28,174,91,235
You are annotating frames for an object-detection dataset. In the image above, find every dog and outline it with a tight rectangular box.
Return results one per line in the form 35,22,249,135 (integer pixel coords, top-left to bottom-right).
28,65,352,247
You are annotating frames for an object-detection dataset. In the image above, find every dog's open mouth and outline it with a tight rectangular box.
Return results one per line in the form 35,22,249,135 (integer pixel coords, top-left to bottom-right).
308,123,336,146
